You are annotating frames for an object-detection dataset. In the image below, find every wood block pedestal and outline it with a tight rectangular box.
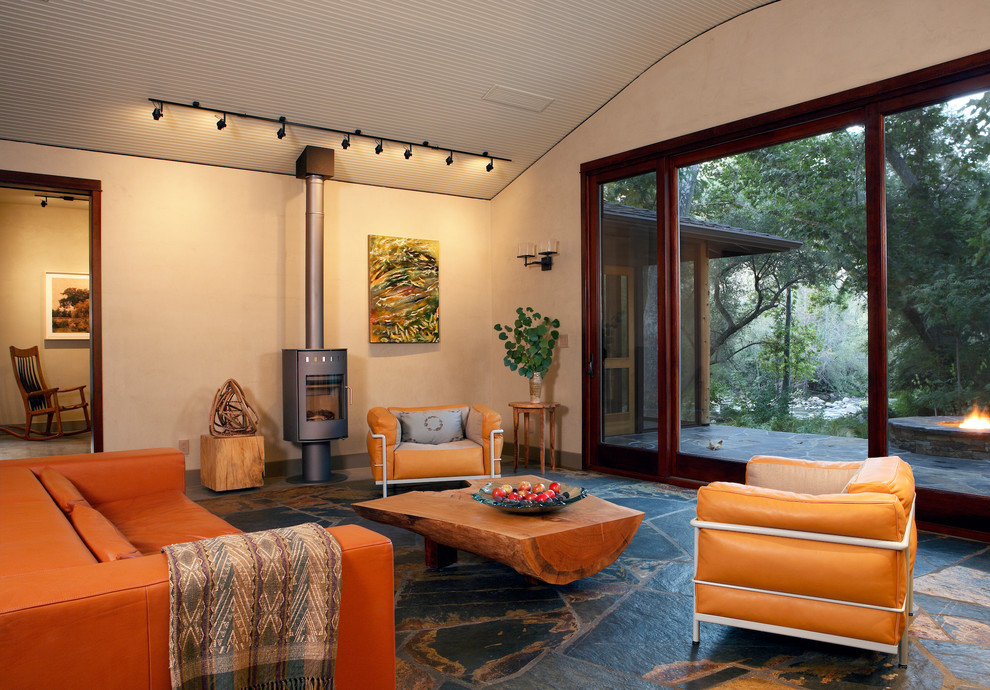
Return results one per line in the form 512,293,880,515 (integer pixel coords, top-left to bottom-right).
200,434,265,491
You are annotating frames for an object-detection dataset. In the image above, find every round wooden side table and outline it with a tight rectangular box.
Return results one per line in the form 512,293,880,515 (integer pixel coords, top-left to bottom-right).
508,401,560,474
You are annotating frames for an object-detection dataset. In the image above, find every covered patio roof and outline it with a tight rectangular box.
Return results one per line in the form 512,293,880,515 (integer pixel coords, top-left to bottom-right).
602,201,803,257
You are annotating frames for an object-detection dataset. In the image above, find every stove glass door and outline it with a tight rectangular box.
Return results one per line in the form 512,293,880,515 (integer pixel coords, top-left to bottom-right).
306,374,343,422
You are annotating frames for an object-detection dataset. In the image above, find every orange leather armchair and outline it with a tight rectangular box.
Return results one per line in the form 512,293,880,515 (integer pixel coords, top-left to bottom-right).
367,404,503,496
692,455,916,665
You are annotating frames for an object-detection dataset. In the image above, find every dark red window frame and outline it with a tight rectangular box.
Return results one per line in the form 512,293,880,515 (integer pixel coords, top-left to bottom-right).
581,50,990,540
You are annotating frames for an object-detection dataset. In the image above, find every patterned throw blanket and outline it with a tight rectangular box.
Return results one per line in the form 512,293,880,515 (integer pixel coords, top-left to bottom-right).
162,523,343,690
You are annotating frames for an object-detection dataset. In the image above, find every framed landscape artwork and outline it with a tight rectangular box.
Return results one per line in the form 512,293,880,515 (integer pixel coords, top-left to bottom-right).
368,235,439,343
45,272,90,340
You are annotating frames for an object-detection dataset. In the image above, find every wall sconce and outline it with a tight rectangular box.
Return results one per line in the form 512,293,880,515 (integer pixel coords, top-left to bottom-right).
517,239,559,271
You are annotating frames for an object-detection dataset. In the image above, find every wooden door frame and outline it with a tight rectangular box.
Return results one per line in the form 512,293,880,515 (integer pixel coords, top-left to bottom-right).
0,169,103,452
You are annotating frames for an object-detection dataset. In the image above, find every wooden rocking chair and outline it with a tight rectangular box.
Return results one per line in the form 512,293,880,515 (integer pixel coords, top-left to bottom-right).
4,345,91,440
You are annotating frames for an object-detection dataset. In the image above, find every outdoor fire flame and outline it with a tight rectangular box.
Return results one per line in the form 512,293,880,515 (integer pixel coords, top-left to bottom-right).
958,403,990,430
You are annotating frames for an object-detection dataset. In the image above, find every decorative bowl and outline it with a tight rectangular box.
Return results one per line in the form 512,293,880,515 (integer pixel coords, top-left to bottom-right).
473,480,588,514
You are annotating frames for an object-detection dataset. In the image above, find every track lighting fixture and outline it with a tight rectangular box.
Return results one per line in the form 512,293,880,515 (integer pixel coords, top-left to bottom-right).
148,98,511,169
36,194,81,207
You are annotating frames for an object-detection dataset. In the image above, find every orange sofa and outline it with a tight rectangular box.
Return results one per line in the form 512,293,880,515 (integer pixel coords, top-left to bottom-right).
0,448,395,689
693,455,916,665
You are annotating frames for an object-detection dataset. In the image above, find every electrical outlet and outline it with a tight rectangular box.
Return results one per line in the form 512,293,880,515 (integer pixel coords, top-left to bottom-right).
178,439,190,455
558,334,568,348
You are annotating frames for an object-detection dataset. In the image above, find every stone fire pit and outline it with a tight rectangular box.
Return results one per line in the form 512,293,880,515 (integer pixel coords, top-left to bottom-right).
888,416,990,460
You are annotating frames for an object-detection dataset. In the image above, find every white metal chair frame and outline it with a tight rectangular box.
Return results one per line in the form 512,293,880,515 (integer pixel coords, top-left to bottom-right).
370,427,503,497
691,500,915,667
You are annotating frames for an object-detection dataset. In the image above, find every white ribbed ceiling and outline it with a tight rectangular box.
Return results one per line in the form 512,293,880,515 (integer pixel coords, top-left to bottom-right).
0,0,775,199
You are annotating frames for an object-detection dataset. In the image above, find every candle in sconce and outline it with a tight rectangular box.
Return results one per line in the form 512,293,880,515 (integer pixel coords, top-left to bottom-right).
540,239,559,255
517,242,536,257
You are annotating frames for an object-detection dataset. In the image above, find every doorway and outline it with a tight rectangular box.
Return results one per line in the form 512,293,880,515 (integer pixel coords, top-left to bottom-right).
0,170,102,457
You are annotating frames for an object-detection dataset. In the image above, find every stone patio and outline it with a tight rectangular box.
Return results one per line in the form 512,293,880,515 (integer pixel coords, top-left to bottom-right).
606,424,990,497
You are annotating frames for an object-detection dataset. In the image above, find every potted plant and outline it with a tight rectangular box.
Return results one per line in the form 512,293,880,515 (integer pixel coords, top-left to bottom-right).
494,307,561,402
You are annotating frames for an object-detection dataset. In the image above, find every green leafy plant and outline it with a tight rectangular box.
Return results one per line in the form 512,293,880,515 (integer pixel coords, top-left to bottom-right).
494,307,560,378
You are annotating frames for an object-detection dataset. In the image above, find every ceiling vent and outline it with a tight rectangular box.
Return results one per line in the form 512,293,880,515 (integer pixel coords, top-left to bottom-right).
482,85,554,113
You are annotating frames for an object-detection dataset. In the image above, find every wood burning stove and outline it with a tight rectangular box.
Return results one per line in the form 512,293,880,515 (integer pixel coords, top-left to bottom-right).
282,348,349,482
282,146,350,482
282,349,349,444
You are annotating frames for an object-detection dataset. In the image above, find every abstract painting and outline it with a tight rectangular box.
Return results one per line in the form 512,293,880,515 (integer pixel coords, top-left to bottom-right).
369,235,439,343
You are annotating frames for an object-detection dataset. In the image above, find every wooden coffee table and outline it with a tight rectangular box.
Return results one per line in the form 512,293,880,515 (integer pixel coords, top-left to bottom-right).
351,475,644,585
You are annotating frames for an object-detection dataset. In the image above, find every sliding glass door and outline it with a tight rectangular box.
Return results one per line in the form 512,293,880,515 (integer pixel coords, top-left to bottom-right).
676,130,868,465
884,89,990,501
587,170,660,475
581,55,990,533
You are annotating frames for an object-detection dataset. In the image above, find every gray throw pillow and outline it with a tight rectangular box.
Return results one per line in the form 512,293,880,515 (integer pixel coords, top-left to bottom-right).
465,407,483,445
396,409,465,444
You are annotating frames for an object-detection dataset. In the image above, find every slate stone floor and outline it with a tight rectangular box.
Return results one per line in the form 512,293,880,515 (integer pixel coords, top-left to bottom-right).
195,469,990,689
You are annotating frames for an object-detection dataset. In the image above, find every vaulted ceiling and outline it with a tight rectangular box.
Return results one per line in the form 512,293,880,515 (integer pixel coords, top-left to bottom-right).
0,0,775,199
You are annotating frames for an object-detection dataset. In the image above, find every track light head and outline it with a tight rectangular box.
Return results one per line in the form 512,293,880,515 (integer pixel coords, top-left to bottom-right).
341,134,350,149
40,198,48,208
276,116,286,139
374,139,384,155
446,151,454,166
216,114,227,130
404,145,413,160
151,102,163,120
486,157,494,172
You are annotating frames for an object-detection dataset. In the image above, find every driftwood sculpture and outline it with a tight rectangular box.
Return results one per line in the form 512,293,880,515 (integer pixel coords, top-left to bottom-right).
209,378,260,437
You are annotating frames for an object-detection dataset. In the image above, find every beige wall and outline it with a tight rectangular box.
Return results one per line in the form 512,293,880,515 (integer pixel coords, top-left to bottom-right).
0,195,90,426
322,182,494,415
0,141,492,469
489,0,990,455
